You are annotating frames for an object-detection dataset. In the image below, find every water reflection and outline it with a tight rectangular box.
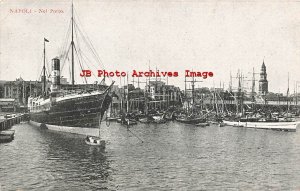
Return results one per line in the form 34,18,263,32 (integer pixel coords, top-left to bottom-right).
0,124,111,191
40,130,111,190
1,121,300,190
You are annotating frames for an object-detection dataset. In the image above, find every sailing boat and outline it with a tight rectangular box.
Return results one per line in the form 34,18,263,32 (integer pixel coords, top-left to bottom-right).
138,82,154,123
28,2,114,129
223,65,299,131
176,74,206,124
118,74,138,126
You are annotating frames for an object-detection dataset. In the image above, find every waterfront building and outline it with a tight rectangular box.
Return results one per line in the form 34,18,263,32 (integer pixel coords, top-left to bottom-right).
259,61,268,95
0,78,43,112
145,81,182,110
0,98,16,112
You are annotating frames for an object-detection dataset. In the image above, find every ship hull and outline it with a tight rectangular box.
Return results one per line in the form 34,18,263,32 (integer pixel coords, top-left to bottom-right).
176,117,206,124
29,120,100,135
29,91,112,128
223,120,299,132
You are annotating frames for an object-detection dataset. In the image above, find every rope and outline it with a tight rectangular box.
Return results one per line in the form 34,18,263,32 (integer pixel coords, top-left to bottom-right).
73,44,87,84
105,109,110,127
126,126,144,143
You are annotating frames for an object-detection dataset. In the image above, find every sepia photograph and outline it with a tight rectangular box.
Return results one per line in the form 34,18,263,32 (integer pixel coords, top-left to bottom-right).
0,0,300,190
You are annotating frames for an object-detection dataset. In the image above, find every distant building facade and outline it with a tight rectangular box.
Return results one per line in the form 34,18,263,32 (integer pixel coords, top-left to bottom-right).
259,61,268,95
0,78,42,112
145,81,181,103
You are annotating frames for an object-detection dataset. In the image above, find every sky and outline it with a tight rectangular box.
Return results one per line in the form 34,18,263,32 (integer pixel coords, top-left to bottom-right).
1,0,300,94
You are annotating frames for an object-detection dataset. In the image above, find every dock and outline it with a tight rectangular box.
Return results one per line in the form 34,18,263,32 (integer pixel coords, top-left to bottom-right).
0,130,15,143
0,114,28,131
0,114,28,143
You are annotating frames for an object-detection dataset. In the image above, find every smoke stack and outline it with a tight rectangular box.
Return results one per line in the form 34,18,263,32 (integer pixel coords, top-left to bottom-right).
51,57,60,92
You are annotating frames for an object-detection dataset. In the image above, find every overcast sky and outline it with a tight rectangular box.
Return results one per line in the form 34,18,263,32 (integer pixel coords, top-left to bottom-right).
1,0,300,93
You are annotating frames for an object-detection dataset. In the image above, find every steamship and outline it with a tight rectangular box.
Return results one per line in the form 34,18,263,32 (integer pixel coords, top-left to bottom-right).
28,57,113,127
28,3,113,128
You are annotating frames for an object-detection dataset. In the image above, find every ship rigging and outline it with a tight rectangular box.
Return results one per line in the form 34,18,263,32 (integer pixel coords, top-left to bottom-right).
28,2,114,128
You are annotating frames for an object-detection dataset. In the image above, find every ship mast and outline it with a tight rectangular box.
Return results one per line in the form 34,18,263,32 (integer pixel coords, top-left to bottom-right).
287,72,290,114
237,70,241,114
251,67,255,110
43,38,49,95
43,39,46,95
71,2,75,85
127,72,129,113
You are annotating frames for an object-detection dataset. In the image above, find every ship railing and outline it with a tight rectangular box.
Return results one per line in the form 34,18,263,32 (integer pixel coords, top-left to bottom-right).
59,89,104,98
57,111,99,124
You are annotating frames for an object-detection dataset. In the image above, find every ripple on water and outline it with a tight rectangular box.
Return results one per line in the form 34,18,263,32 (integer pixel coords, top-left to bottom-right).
0,122,300,190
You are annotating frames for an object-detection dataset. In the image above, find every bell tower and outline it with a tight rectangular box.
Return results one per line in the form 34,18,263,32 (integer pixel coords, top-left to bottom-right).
259,60,268,95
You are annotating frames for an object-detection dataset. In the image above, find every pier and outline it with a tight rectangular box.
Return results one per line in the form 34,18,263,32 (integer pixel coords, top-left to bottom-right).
0,114,28,131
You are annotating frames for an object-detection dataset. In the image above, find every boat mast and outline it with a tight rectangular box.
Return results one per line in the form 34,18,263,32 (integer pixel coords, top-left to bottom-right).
229,71,232,92
71,2,75,86
191,74,195,114
251,67,255,110
43,38,49,95
99,118,101,138
144,80,148,115
43,39,46,95
237,70,241,114
119,76,123,113
127,72,129,113
287,72,290,114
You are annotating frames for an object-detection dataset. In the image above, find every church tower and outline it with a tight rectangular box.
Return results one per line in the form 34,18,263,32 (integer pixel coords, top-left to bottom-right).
259,61,268,95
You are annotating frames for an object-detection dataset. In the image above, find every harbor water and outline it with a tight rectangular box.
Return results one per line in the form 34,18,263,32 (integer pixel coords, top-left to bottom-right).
0,121,300,190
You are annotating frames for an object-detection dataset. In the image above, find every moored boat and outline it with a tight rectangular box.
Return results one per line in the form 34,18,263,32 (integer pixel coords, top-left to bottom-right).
152,114,167,124
106,113,120,122
223,120,299,132
138,117,153,123
28,3,114,129
117,117,138,126
196,122,209,127
176,117,206,124
176,115,206,124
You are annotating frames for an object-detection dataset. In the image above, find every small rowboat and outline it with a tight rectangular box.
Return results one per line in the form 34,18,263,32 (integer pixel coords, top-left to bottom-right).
196,122,210,127
218,122,225,127
117,118,137,125
176,116,206,124
85,112,106,148
106,117,120,122
139,117,153,123
152,115,166,124
85,135,106,148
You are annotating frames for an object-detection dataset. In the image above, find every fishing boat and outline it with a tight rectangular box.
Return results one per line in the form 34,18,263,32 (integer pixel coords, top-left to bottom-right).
28,3,114,128
176,75,207,125
107,116,120,122
152,113,167,124
196,122,209,127
116,75,139,126
138,117,153,123
176,114,206,124
223,69,299,132
164,111,175,121
117,115,138,125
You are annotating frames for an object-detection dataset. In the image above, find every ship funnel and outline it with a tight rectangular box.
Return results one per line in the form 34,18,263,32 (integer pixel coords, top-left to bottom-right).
51,57,60,92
